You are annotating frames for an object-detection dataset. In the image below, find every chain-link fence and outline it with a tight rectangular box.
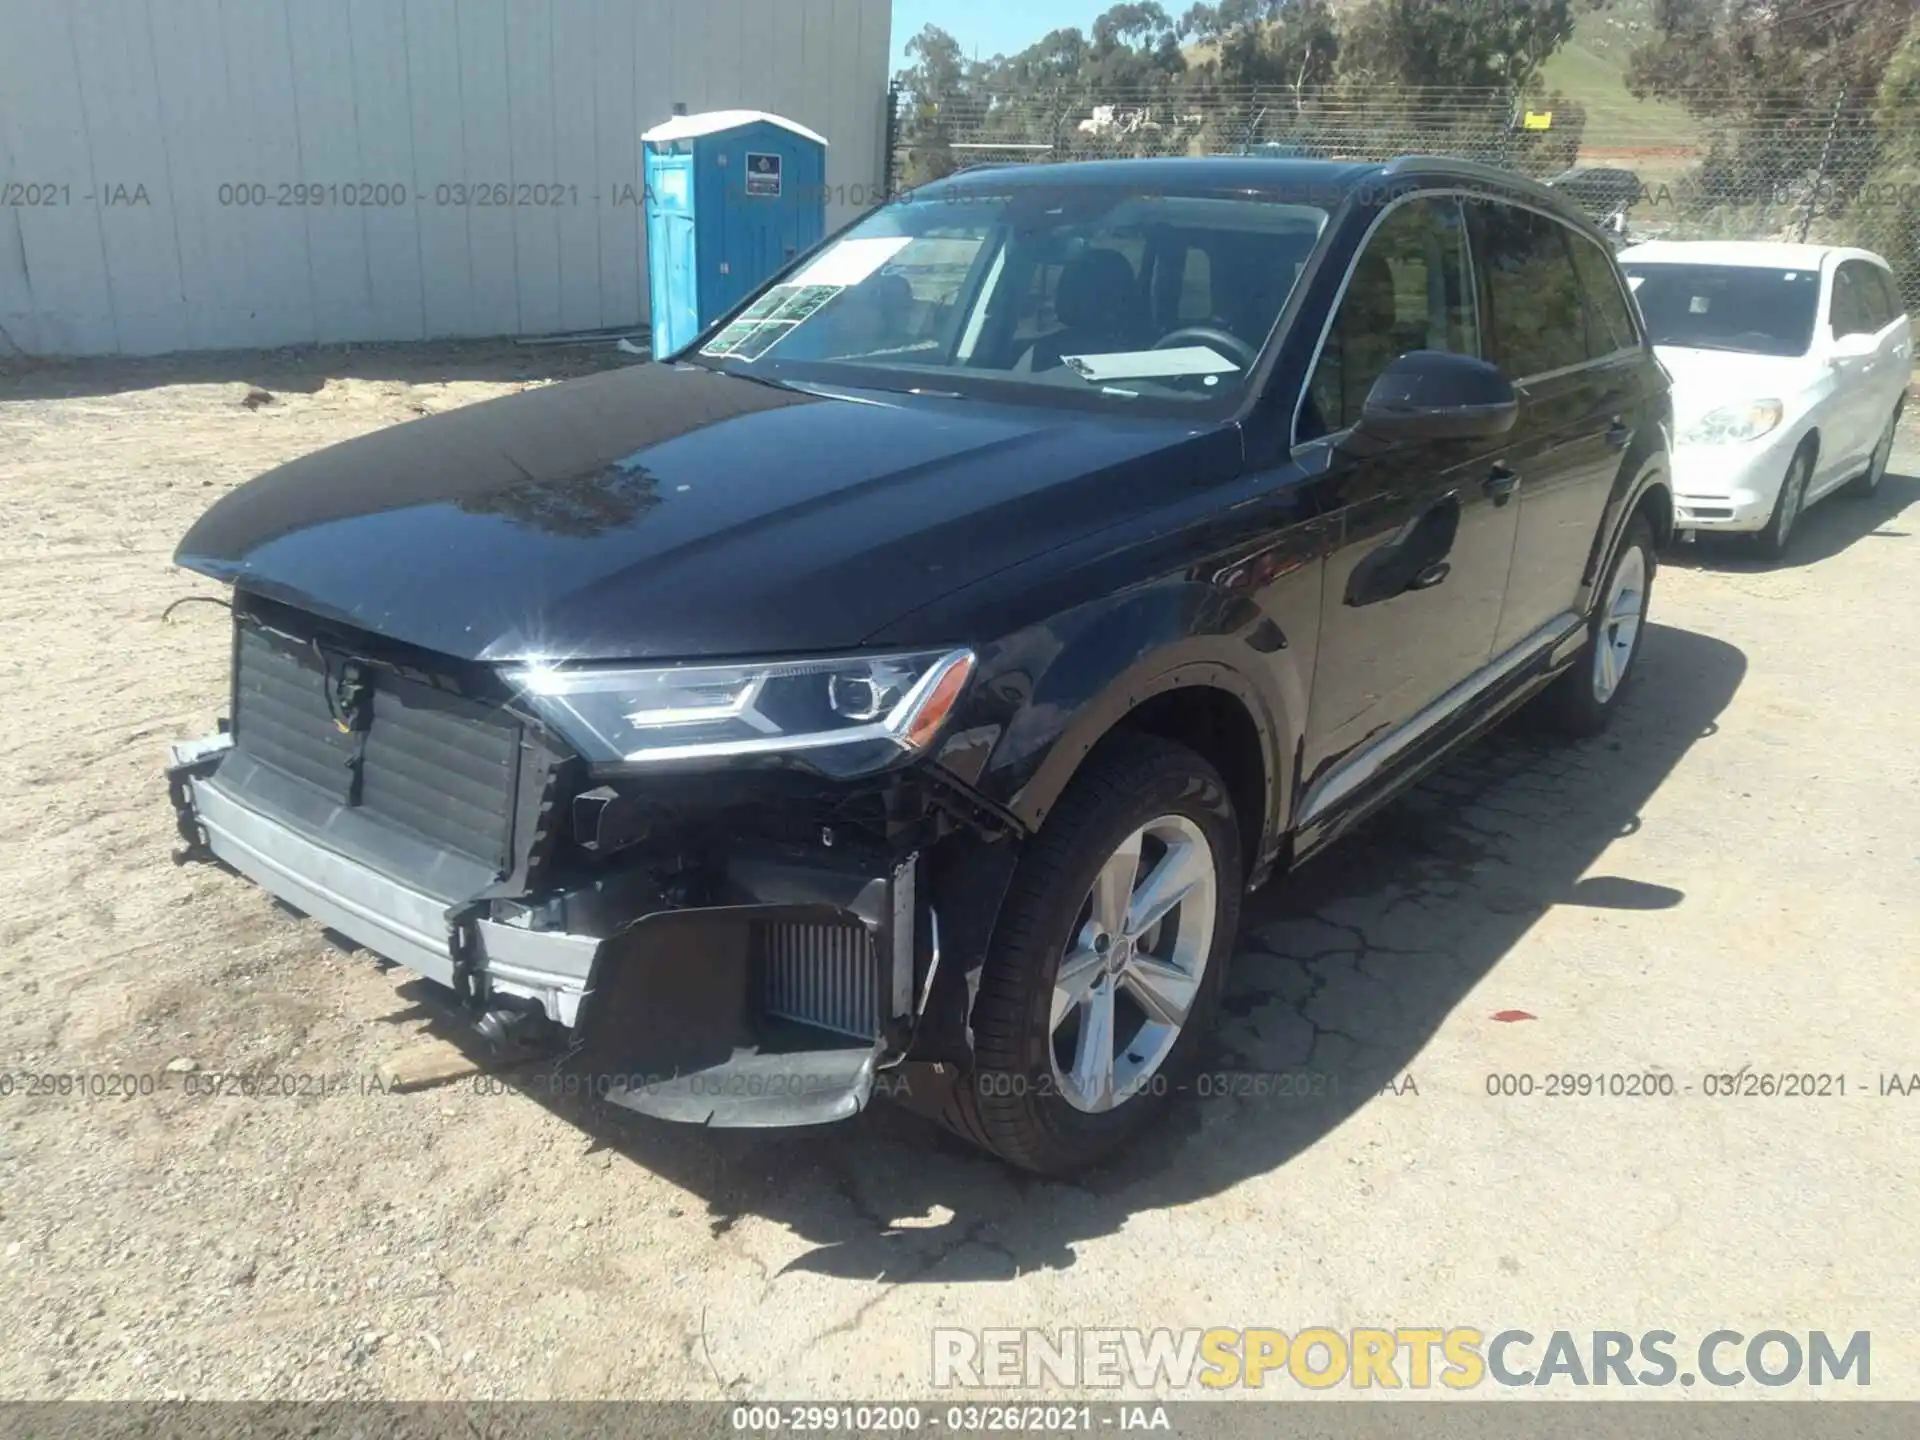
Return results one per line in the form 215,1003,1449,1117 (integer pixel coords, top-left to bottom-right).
888,82,1920,314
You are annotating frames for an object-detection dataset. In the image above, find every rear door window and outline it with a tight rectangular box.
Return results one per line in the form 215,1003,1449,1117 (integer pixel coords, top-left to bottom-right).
1475,203,1589,379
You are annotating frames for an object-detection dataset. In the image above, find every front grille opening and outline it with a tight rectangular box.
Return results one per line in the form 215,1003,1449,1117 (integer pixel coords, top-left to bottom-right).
231,618,522,872
756,918,882,1041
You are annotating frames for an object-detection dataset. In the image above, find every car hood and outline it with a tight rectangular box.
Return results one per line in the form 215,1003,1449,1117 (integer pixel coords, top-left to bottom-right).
175,361,1235,662
1653,345,1821,424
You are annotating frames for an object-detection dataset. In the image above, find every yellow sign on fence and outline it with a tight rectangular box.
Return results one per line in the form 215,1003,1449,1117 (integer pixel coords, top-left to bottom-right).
1523,110,1554,130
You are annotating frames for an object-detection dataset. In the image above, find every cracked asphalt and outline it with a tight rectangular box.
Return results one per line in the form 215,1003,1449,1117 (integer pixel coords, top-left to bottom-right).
1,347,1915,1400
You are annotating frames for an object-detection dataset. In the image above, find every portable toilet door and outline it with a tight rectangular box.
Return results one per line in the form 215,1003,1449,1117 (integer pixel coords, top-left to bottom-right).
641,110,828,356
644,151,700,355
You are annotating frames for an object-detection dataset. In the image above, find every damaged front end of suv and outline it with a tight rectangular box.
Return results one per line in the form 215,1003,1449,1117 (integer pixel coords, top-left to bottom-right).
155,324,1240,1158
167,583,1028,1128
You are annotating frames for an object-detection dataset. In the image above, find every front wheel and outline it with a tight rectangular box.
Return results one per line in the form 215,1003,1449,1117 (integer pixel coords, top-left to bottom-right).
1846,405,1901,498
1541,513,1655,739
945,733,1242,1174
1753,444,1813,560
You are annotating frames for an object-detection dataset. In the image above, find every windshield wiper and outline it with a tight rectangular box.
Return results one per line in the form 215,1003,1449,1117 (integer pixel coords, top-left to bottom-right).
803,377,965,399
695,358,812,394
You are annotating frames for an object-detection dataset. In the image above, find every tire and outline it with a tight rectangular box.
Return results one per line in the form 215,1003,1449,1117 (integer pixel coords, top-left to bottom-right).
1845,404,1901,499
1541,513,1656,739
942,733,1242,1175
1753,443,1814,561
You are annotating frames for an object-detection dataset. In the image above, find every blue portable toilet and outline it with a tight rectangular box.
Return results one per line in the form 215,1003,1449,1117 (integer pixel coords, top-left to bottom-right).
642,110,829,356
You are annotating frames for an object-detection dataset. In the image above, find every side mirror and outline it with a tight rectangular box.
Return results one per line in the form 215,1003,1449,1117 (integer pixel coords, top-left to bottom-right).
1829,328,1877,360
1345,351,1519,450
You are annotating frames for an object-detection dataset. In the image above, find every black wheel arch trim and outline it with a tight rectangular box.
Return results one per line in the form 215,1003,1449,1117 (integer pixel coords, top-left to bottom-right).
1589,458,1672,617
997,643,1293,875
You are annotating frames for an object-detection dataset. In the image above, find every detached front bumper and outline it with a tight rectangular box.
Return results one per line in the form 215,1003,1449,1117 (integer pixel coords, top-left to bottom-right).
167,734,940,1129
1670,428,1801,533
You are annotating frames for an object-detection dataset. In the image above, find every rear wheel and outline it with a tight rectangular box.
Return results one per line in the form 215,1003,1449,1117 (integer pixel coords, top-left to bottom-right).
1753,444,1813,560
1846,405,1901,498
1541,513,1655,739
944,734,1241,1175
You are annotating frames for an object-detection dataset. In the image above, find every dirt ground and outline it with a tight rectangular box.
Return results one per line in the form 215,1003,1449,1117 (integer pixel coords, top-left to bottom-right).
2,343,1917,1402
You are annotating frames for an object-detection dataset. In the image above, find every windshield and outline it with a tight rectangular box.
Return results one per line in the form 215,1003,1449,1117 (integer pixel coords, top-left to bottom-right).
691,186,1329,411
1622,262,1821,358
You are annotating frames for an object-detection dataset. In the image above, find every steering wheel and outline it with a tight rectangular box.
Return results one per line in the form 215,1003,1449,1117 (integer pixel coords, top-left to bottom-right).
1152,325,1258,371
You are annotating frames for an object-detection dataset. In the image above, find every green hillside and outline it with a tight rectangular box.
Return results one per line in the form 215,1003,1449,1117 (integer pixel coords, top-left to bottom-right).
1181,1,1698,140
1540,0,1702,156
1170,0,1704,179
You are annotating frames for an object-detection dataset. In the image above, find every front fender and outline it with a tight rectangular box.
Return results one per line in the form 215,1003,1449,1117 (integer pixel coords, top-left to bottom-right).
939,576,1307,863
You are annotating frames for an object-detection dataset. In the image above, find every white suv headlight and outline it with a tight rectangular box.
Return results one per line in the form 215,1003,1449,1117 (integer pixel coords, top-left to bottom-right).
509,648,976,773
1681,399,1784,445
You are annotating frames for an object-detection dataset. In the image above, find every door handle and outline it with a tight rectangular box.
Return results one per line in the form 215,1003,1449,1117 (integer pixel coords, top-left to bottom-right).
1483,464,1519,505
1605,418,1631,450
1406,560,1451,591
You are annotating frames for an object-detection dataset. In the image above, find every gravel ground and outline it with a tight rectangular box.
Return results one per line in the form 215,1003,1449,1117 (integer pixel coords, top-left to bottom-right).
1,345,1916,1402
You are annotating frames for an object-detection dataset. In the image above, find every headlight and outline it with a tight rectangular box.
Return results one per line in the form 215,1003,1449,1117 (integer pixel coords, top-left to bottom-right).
1681,399,1784,445
509,648,976,774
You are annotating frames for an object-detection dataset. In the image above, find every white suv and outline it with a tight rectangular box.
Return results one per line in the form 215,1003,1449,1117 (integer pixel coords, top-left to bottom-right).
1620,240,1911,558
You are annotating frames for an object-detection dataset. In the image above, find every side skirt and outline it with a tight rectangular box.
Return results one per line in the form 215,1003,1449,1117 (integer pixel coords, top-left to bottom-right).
1289,621,1583,865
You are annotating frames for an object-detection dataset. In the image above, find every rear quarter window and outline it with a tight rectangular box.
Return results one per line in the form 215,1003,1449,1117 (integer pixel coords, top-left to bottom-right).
1568,231,1640,356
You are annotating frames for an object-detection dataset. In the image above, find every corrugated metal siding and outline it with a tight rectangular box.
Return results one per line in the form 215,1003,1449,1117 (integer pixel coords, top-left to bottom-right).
0,0,891,356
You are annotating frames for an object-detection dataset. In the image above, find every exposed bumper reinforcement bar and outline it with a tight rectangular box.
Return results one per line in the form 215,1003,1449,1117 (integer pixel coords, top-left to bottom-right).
181,757,598,1025
167,737,897,1127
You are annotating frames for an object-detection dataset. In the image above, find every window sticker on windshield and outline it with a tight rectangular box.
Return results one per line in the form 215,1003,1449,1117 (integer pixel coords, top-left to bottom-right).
1689,295,1711,314
702,237,917,359
701,285,839,359
1061,346,1240,382
791,236,914,288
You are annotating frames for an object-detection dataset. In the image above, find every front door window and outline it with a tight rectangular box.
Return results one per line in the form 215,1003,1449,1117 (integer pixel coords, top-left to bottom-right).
1300,197,1481,442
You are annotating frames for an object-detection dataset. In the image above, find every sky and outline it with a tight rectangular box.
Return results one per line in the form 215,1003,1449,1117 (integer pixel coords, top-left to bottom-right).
890,0,1115,74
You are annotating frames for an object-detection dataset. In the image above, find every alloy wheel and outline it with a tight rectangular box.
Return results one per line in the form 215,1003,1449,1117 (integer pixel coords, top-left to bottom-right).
1049,814,1219,1113
1591,543,1647,704
1868,419,1896,491
1778,458,1807,541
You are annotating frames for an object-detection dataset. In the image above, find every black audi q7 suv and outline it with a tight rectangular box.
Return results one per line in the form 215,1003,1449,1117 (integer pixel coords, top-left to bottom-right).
167,156,1672,1174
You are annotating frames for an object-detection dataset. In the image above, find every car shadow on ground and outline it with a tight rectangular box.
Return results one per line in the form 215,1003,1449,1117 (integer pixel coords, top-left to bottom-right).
0,339,637,401
1664,469,1918,573
440,620,1744,1288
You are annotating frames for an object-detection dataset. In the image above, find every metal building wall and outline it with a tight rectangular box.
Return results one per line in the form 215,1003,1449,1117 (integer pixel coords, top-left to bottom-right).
0,0,892,356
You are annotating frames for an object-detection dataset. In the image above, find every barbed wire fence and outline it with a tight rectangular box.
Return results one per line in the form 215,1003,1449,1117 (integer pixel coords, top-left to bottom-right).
887,82,1920,313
